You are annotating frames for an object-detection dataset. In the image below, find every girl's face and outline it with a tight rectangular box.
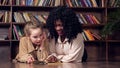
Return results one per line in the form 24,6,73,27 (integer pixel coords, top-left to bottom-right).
54,20,64,36
29,28,43,45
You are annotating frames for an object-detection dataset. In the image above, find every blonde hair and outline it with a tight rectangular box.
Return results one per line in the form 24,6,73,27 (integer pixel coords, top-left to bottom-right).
24,21,43,36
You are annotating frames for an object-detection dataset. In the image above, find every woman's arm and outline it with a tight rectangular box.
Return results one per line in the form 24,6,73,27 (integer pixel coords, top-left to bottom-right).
59,34,84,62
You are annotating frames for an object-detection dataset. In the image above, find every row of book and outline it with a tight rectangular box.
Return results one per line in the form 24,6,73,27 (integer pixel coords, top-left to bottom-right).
107,0,120,7
1,0,120,7
66,0,104,7
13,0,63,6
0,0,9,5
12,25,24,40
82,29,102,41
0,11,11,23
0,11,101,24
12,24,102,41
1,28,102,41
12,0,120,7
77,13,100,24
66,0,120,7
13,12,100,24
0,28,9,40
13,12,47,24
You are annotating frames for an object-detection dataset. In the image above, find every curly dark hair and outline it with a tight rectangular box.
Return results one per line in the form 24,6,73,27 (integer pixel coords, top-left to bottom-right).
46,6,83,42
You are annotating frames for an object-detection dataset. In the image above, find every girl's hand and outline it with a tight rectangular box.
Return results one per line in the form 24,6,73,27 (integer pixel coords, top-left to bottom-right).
40,31,47,49
42,31,47,42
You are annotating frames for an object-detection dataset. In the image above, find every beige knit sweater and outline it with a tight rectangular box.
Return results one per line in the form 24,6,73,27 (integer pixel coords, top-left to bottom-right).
15,37,49,62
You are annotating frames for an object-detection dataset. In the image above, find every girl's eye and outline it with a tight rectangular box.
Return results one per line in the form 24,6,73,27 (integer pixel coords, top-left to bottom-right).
33,36,38,38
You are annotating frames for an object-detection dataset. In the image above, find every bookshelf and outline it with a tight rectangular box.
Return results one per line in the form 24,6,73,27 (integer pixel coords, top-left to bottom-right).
0,0,120,62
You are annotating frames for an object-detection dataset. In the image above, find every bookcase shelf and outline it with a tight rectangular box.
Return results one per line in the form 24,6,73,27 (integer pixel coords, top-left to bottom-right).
0,0,120,62
107,40,120,43
84,40,106,43
12,6,53,11
82,24,104,28
0,23,10,26
0,40,11,42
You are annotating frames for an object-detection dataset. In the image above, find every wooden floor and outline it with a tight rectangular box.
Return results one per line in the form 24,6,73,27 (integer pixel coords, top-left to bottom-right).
0,61,120,68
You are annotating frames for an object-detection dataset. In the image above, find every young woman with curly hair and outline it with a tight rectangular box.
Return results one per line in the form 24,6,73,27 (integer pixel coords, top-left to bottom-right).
46,6,85,63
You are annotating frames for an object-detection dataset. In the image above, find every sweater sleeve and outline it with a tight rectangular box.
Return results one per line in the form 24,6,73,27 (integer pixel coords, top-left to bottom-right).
16,37,33,62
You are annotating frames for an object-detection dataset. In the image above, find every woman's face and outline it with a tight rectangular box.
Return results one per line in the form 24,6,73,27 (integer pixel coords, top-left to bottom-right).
29,28,43,45
54,20,64,36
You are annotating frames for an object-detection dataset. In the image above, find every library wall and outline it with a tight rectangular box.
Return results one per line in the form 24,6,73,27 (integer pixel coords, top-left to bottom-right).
0,0,120,62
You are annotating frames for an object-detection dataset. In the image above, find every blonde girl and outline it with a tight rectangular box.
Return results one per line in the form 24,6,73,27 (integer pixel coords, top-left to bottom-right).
15,22,49,63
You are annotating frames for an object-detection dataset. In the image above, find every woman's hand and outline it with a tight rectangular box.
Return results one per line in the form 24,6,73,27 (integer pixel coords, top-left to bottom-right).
27,56,35,64
46,55,58,63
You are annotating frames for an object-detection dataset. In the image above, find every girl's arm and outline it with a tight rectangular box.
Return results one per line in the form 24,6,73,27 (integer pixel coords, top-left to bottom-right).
16,37,35,63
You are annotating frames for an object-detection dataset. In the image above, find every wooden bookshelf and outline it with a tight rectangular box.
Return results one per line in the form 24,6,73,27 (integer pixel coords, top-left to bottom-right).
0,0,120,62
